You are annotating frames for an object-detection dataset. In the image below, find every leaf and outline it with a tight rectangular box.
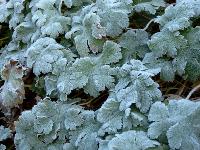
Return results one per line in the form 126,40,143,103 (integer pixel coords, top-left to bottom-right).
148,30,187,58
16,23,40,43
66,0,132,56
64,108,84,130
2,0,26,29
108,131,160,150
15,98,98,150
134,0,166,15
98,41,122,65
174,27,200,81
155,0,200,32
67,11,106,56
146,26,200,81
119,29,149,59
148,99,200,149
57,57,94,99
57,42,120,99
116,59,162,113
63,0,93,8
83,65,116,96
0,125,11,141
26,37,72,76
97,98,147,136
0,144,6,150
30,0,71,38
69,110,100,150
0,3,11,23
0,60,25,108
97,0,132,37
97,98,127,135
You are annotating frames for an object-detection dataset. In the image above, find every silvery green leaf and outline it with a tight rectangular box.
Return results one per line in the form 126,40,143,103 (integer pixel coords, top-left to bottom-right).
26,37,72,76
119,29,149,59
134,0,166,14
0,125,11,141
148,99,200,149
108,131,160,150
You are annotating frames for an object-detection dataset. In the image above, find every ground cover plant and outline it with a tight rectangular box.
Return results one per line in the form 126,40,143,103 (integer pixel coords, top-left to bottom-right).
1,0,200,149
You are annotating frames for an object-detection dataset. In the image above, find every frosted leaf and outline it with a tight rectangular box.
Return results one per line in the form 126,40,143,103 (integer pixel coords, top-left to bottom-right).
26,37,71,76
30,0,71,38
0,125,11,141
97,98,129,135
148,99,200,149
41,15,71,38
57,71,88,99
119,29,149,59
69,110,100,150
167,104,200,149
0,144,6,150
98,41,122,65
15,99,95,149
44,75,58,96
35,0,56,9
57,52,118,99
66,0,132,55
97,98,146,136
83,65,116,97
155,0,200,32
100,10,129,37
31,10,46,27
108,131,160,150
63,0,93,8
146,27,200,81
74,34,91,56
143,52,177,81
115,59,162,113
0,60,25,108
57,57,94,98
167,123,199,150
64,108,84,130
134,0,166,14
0,3,11,23
148,30,187,58
12,21,38,43
96,0,133,37
33,117,54,134
72,12,106,56
1,0,26,28
174,27,200,81
148,102,168,122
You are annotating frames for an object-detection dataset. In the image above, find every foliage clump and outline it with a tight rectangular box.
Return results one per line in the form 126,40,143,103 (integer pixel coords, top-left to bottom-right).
1,0,200,149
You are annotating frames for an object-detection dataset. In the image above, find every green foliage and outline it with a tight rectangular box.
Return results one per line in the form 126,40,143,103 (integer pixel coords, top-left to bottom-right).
0,125,11,150
0,0,200,149
26,37,73,76
0,125,11,141
14,98,101,150
148,99,200,150
105,130,160,150
144,0,200,81
118,29,149,59
133,0,166,15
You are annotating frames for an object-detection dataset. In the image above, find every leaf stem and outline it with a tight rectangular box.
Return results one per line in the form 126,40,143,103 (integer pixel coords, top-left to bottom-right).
186,83,200,99
142,18,155,31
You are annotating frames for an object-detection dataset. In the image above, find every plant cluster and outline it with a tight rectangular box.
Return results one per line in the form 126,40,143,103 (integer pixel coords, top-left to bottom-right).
1,0,200,149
